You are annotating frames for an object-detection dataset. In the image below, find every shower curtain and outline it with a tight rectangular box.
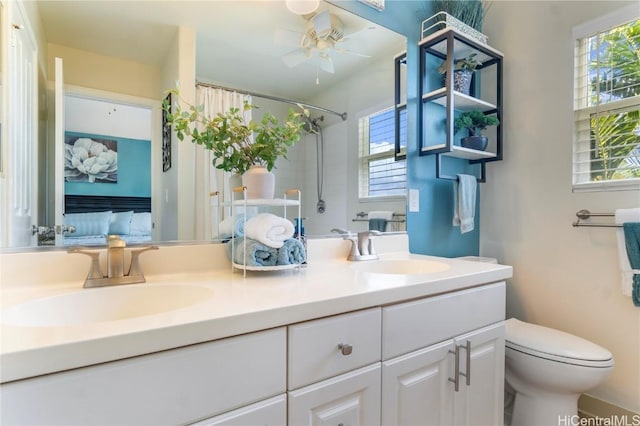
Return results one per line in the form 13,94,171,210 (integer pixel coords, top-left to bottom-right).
194,86,252,240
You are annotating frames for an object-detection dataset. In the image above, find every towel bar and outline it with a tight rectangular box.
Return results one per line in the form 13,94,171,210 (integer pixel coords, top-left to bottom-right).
352,211,406,223
572,209,621,228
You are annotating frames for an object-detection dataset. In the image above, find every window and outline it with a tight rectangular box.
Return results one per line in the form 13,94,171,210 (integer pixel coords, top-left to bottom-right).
358,107,407,198
573,8,640,190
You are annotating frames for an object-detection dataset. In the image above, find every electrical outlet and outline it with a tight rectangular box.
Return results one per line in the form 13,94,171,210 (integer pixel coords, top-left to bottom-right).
409,189,419,212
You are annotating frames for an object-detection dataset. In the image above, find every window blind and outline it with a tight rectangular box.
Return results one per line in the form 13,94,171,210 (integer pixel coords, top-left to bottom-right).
573,14,640,190
359,108,407,198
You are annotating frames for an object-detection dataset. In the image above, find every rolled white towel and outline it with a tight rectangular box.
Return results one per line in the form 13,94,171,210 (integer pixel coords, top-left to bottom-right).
244,213,295,249
368,211,394,220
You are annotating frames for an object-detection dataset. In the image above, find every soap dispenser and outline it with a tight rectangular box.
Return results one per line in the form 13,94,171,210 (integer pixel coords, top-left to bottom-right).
294,217,307,264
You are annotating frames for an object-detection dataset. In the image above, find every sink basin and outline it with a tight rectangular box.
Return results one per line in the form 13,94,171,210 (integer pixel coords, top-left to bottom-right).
1,284,214,327
352,259,450,275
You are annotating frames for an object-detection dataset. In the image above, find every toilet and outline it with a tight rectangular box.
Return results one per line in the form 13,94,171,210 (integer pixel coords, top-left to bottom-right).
504,318,614,426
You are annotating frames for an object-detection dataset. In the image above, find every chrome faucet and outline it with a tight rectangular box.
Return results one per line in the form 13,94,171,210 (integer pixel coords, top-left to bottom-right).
331,228,380,261
68,236,158,288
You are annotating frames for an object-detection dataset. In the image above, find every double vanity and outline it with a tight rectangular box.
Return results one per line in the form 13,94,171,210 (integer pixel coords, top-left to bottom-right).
0,234,512,425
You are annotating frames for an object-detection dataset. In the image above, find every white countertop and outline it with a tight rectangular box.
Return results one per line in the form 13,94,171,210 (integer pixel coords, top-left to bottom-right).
0,237,512,383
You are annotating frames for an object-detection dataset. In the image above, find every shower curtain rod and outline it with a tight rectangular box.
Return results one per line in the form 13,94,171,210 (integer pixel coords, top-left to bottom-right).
196,82,347,121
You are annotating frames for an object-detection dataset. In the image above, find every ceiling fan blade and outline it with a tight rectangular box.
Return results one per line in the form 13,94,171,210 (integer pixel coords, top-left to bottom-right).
319,54,334,74
274,28,304,47
282,49,311,68
333,47,371,58
311,10,331,37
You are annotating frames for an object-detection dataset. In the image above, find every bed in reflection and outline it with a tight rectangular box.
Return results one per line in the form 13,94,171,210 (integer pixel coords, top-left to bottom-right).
63,195,152,246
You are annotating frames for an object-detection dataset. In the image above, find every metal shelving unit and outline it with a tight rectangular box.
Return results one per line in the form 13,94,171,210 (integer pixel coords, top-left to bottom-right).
418,27,504,182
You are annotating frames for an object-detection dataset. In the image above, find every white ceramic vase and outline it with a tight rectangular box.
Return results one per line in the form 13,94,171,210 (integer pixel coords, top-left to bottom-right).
242,165,275,199
228,173,243,199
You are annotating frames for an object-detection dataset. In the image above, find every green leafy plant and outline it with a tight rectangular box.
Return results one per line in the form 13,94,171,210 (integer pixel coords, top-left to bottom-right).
431,0,487,31
438,53,481,74
163,89,308,174
454,110,499,136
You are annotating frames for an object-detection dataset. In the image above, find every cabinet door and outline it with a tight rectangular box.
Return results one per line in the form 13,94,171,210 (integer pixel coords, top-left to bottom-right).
453,322,505,426
189,394,286,426
289,363,381,426
381,340,454,426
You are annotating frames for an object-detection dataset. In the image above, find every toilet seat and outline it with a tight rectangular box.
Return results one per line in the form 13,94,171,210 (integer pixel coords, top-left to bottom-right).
505,318,613,368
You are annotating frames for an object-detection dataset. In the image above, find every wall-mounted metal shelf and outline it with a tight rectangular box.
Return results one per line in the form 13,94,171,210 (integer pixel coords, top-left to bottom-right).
418,27,504,182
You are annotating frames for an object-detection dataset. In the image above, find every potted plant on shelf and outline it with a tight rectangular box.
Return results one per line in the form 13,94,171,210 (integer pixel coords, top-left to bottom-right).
453,109,499,151
163,89,308,199
438,53,481,95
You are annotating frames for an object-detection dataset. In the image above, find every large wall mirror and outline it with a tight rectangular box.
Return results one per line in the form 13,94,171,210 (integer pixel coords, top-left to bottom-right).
2,0,407,250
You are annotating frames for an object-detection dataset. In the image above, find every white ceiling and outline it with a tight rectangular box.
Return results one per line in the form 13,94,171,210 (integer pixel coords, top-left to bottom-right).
36,0,407,101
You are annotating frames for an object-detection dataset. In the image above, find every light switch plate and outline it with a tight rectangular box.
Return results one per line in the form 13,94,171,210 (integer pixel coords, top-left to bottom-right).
409,189,419,212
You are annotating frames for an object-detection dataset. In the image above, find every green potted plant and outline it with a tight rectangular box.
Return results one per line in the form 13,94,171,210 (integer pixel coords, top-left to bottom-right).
438,53,481,95
163,89,308,199
453,109,499,151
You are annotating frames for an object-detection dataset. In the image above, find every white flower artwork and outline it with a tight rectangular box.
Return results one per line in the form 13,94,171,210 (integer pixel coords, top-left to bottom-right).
64,137,118,183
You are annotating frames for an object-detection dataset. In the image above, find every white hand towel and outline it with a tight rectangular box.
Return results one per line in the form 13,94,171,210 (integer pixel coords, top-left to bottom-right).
615,208,640,297
244,213,295,249
368,211,394,220
453,174,477,234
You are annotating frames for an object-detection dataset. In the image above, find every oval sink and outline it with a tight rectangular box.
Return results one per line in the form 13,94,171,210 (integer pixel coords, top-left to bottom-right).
1,284,214,327
352,259,450,275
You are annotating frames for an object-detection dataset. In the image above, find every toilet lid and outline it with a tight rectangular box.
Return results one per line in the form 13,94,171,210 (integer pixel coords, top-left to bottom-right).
505,318,613,366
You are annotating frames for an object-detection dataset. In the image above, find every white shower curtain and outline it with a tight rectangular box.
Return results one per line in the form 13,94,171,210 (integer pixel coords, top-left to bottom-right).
194,86,251,240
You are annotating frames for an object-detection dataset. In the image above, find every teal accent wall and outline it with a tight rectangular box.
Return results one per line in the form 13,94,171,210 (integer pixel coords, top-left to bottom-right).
65,131,151,198
332,0,480,257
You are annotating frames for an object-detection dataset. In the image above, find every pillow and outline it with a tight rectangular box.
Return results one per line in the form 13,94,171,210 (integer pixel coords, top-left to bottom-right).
130,212,152,235
63,211,112,237
109,211,134,235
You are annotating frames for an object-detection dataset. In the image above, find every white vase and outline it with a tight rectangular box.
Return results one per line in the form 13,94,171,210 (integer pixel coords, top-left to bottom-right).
242,165,275,199
228,173,243,199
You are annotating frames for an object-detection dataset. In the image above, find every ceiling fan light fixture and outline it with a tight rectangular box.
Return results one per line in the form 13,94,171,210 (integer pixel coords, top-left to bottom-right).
285,0,319,15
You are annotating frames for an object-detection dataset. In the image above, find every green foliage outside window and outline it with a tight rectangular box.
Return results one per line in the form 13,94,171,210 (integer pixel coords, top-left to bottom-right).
589,19,640,181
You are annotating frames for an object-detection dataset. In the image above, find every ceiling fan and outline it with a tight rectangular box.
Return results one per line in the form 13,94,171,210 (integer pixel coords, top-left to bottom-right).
275,10,370,76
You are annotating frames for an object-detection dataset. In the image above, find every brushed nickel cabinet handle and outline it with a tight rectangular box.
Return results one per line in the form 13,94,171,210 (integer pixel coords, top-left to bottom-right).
448,345,460,392
338,343,353,356
460,340,471,386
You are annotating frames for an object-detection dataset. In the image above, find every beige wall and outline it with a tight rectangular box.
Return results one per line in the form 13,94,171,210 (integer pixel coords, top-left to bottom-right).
482,1,640,412
47,43,162,100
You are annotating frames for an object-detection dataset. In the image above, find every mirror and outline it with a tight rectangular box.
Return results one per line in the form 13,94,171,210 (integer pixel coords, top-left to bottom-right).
4,0,406,249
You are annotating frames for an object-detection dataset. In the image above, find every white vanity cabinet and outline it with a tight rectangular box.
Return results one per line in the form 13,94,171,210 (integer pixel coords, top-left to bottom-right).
381,282,506,426
1,279,507,426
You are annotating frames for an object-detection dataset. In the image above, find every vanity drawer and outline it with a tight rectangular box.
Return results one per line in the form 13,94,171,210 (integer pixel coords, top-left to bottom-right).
0,328,286,425
382,282,505,360
288,307,381,389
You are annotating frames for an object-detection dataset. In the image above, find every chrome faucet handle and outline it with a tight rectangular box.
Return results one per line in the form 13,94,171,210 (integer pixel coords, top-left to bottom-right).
67,248,104,280
127,245,159,279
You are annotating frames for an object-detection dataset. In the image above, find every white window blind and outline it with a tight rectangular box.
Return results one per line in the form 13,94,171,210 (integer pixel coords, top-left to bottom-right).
358,107,406,198
573,9,640,191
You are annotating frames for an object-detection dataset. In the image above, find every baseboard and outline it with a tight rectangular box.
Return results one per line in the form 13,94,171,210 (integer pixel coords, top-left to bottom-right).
579,394,639,419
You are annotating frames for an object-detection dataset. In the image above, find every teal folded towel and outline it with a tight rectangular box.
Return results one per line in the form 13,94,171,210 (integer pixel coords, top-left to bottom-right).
369,218,387,232
622,222,640,307
226,238,277,267
277,238,306,265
